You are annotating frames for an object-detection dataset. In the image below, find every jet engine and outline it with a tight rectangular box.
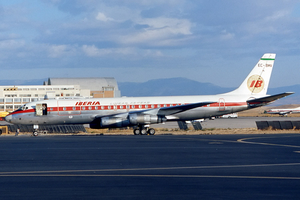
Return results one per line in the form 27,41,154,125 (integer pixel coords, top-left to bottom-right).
89,114,166,129
100,117,130,128
128,113,166,125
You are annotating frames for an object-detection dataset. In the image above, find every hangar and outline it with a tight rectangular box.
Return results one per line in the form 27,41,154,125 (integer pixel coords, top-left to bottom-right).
45,77,121,98
0,77,120,112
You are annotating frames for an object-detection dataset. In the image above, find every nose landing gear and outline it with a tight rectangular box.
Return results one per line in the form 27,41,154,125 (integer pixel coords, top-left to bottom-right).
32,125,47,136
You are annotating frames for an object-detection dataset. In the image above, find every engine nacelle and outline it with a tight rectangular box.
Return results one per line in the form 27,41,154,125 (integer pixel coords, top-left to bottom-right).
100,117,130,128
89,114,167,129
129,114,166,125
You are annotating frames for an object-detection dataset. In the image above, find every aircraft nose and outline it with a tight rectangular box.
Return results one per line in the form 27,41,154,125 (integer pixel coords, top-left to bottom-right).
5,115,12,123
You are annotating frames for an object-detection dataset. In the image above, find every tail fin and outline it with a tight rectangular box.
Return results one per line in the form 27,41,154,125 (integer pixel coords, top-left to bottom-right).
228,53,276,96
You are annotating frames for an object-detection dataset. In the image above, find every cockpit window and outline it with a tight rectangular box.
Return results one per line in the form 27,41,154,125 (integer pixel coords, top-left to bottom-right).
19,105,29,111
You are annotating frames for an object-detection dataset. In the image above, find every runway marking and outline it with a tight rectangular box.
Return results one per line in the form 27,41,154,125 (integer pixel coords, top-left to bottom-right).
1,163,300,176
177,137,242,144
208,142,223,144
237,136,300,148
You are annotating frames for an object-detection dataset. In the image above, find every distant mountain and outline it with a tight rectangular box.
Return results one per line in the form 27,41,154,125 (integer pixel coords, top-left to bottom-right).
119,78,300,105
118,77,234,97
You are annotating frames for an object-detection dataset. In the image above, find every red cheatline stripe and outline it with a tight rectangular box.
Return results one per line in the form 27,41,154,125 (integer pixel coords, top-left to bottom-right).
9,102,249,116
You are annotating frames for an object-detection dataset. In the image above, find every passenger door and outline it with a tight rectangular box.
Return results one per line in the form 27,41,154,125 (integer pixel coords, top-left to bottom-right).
35,103,47,116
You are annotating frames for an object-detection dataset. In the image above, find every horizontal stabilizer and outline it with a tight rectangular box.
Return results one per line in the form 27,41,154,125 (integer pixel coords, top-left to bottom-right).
247,92,294,107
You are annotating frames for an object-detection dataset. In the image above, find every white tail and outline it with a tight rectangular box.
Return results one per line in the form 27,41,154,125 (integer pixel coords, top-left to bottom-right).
228,53,276,96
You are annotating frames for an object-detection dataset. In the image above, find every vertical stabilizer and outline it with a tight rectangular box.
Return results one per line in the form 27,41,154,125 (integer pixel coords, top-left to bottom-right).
227,53,275,96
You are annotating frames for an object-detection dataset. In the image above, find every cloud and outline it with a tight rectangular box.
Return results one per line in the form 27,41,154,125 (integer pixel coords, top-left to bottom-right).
82,45,112,57
120,17,193,46
220,30,235,41
0,39,25,49
82,45,163,58
95,12,114,22
0,39,26,60
47,44,76,58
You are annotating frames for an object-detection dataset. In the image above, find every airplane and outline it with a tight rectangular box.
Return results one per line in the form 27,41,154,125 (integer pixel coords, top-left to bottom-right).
264,107,300,116
5,53,293,136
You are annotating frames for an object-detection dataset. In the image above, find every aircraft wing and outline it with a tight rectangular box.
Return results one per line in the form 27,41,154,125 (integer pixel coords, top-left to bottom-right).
128,101,216,116
90,101,215,128
247,92,294,107
93,101,216,120
156,102,216,116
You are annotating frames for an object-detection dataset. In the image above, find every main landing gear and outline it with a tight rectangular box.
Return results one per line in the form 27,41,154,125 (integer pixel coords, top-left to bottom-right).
133,126,155,135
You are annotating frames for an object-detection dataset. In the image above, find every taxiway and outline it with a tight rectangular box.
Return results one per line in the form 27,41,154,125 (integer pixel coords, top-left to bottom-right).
1,134,300,199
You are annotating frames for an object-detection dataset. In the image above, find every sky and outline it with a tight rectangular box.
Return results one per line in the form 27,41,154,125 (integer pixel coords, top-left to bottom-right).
1,0,300,88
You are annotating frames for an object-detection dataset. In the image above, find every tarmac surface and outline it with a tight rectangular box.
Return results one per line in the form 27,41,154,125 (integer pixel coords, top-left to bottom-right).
1,134,300,199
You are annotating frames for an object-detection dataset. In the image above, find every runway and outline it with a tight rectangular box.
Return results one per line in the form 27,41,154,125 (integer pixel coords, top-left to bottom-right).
1,134,300,199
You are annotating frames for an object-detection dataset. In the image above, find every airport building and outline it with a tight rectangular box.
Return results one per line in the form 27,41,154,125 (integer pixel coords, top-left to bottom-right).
0,77,120,112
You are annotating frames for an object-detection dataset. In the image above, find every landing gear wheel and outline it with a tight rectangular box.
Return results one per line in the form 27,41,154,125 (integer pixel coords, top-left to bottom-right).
148,128,155,135
133,128,140,135
140,129,147,135
33,131,38,137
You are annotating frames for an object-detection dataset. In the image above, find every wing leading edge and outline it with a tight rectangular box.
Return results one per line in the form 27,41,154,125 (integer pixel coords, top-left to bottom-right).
156,101,216,116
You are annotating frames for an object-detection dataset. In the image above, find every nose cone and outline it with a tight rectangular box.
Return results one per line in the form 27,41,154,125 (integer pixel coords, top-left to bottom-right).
5,114,12,123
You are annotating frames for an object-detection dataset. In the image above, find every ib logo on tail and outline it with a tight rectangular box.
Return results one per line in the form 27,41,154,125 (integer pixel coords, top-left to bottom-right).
247,75,264,93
